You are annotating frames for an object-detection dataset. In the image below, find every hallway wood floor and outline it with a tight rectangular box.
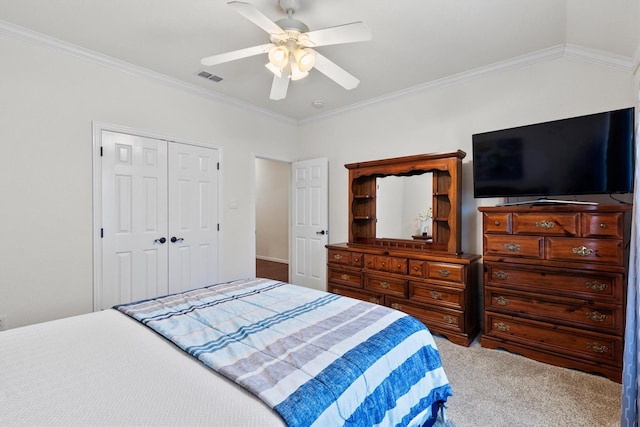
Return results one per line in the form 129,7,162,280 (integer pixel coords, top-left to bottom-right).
256,259,288,282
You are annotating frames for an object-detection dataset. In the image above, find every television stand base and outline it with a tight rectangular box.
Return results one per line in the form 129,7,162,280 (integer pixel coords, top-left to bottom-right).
496,198,599,207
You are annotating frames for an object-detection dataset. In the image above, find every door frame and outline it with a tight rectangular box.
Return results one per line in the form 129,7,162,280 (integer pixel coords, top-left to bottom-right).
250,153,294,280
92,121,223,311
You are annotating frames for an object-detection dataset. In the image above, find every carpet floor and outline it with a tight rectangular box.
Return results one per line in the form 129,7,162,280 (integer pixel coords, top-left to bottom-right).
433,335,621,426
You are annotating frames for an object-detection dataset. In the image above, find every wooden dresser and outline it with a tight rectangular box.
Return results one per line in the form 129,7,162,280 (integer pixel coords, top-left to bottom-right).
478,204,631,382
327,243,481,346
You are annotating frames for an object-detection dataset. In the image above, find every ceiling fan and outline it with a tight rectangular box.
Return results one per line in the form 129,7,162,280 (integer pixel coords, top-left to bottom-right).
201,0,372,101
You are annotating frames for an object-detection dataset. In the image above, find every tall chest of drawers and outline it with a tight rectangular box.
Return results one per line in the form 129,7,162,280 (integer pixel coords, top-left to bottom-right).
478,204,631,382
326,243,481,346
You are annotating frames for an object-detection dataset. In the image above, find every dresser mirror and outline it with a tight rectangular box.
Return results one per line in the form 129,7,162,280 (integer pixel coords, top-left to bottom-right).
346,150,465,254
375,174,433,240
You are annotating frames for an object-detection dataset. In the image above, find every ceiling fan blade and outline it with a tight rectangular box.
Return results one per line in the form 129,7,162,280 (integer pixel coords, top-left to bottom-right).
309,50,360,90
302,22,372,47
270,74,290,100
201,43,274,66
228,1,284,35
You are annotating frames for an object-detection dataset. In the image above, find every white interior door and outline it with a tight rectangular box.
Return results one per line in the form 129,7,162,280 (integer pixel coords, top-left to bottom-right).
99,130,219,309
168,143,219,294
101,131,169,308
290,158,328,290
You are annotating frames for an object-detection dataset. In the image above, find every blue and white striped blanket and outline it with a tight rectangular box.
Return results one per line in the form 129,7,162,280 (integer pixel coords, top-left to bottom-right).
115,278,452,427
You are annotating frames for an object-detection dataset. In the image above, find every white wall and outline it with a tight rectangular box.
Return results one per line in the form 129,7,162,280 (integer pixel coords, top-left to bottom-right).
255,158,289,263
0,35,297,328
297,58,636,258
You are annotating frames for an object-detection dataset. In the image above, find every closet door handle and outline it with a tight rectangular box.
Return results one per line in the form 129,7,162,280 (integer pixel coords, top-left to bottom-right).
171,237,184,243
154,237,167,244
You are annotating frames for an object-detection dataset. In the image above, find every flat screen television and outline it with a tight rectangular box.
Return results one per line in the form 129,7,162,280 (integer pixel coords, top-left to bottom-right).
472,107,635,202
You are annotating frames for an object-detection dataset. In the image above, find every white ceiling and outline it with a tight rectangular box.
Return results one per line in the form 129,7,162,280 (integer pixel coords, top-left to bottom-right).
0,0,637,121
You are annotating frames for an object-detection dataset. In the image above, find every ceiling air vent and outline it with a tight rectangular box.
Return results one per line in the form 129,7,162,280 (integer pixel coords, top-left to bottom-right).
197,71,223,82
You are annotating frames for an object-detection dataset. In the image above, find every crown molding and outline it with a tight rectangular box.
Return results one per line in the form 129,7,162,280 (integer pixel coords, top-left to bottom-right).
301,44,634,124
0,19,297,125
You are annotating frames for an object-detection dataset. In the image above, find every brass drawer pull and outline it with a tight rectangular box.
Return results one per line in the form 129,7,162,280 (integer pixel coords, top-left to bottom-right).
536,219,555,229
572,246,594,257
429,291,442,300
369,297,380,304
494,322,510,332
381,261,386,267
333,254,343,260
504,242,521,252
413,266,420,271
494,220,500,226
438,269,452,277
380,281,390,289
443,315,456,324
494,270,509,280
586,281,608,292
334,288,341,295
353,257,360,263
391,303,401,310
586,311,608,322
599,223,608,229
341,274,349,281
396,264,402,269
587,342,609,354
494,296,509,306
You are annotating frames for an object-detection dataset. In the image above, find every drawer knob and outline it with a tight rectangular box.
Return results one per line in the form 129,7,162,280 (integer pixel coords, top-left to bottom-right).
494,220,500,226
536,219,555,229
587,342,609,354
381,262,386,267
586,311,608,322
370,297,380,304
586,281,608,292
429,291,442,300
494,322,510,332
334,288,341,295
572,246,594,257
438,269,452,277
494,270,509,280
443,315,456,324
494,296,509,306
391,303,401,310
413,266,419,271
353,257,359,262
504,242,521,252
599,223,608,229
333,254,343,260
380,281,390,289
341,274,349,280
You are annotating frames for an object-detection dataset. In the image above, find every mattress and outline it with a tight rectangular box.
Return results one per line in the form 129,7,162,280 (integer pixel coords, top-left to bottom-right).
0,309,285,426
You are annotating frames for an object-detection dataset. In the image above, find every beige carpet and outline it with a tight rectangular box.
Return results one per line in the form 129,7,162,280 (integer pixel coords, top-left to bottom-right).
433,335,621,427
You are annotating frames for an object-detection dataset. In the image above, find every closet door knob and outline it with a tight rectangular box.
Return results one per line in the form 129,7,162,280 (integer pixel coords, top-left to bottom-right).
154,237,166,244
171,237,184,243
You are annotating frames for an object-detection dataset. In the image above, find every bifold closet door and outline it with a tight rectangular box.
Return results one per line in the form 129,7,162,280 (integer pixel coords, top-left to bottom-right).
100,131,219,309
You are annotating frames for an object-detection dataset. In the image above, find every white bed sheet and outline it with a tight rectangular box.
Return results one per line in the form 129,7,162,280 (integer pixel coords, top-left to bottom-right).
0,309,286,426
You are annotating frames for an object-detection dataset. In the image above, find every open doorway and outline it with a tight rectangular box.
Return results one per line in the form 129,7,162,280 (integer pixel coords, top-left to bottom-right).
255,157,290,282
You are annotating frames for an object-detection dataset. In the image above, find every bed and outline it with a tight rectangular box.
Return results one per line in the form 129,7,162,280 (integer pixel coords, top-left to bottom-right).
0,278,452,426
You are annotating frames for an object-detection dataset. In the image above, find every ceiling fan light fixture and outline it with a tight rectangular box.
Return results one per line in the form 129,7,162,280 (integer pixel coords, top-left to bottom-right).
290,60,309,81
268,45,289,68
294,48,315,72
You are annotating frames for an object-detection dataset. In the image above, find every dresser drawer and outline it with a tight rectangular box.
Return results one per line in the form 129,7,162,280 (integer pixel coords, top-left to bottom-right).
329,284,382,305
410,281,464,310
484,235,543,259
364,255,408,274
484,262,623,302
408,259,426,278
546,237,624,266
514,213,579,236
427,262,464,283
389,298,464,333
581,212,625,239
485,313,622,367
485,287,623,334
364,273,408,297
327,266,362,288
328,249,352,266
483,212,512,233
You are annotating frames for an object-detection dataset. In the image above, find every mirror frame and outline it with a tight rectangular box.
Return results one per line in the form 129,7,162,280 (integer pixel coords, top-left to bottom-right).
345,150,466,254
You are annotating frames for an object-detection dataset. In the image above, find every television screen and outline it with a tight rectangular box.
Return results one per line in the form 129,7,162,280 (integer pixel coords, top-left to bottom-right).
472,107,635,199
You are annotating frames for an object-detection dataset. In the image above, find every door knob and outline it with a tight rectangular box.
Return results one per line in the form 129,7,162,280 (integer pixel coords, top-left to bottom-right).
154,237,167,244
171,237,184,243
316,230,327,235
